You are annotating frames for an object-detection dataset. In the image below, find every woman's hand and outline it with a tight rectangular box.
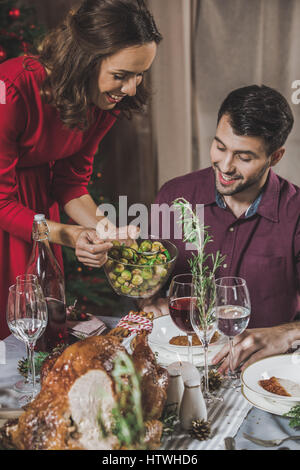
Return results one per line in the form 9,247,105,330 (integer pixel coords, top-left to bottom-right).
96,218,140,244
73,224,140,268
211,324,298,374
74,228,113,268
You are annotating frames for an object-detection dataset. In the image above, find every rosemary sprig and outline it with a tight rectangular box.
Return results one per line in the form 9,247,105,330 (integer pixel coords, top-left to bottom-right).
161,403,179,437
284,404,300,429
173,198,225,327
110,352,145,448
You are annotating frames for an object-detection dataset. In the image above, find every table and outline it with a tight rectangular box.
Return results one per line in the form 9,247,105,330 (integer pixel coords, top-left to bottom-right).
1,318,300,451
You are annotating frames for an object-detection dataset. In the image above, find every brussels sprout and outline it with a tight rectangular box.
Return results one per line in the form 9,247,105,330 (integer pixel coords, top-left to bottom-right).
139,240,152,253
121,247,135,260
155,266,168,277
129,241,139,251
121,270,132,281
156,253,167,263
138,257,148,265
109,272,117,282
114,280,122,289
105,259,115,270
114,263,125,274
132,268,143,276
148,278,160,287
119,258,129,264
110,248,121,260
117,276,126,285
142,268,153,280
121,284,132,295
130,289,139,297
132,274,143,286
112,240,121,247
151,241,164,252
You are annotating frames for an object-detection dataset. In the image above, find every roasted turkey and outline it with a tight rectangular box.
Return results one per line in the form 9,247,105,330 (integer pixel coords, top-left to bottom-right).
3,334,169,450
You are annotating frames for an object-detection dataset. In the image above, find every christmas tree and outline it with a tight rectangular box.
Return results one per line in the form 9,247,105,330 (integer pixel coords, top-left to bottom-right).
0,0,119,314
0,0,46,62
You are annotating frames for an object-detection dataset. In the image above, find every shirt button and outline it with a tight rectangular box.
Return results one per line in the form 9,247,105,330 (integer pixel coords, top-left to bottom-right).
229,227,234,232
223,264,228,269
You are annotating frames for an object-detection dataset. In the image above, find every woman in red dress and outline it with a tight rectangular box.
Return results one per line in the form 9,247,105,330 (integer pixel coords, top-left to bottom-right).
0,0,162,338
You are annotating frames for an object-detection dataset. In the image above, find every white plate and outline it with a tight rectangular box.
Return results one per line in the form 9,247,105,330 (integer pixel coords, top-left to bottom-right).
241,384,293,417
241,354,300,404
148,315,226,354
145,316,226,367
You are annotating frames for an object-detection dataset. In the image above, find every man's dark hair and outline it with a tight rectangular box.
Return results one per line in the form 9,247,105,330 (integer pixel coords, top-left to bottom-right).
217,85,294,156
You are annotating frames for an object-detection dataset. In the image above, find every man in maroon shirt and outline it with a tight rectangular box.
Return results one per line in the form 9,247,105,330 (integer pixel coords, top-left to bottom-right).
144,85,300,372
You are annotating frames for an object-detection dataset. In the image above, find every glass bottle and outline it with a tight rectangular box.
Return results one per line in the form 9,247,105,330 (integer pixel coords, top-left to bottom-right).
26,214,68,351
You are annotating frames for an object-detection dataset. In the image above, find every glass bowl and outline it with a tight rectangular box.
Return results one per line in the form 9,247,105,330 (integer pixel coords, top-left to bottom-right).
103,239,178,299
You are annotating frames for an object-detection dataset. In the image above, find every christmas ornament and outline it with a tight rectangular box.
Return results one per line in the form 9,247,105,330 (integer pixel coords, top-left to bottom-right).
189,419,211,441
201,369,223,392
0,45,7,62
8,7,21,20
21,41,30,54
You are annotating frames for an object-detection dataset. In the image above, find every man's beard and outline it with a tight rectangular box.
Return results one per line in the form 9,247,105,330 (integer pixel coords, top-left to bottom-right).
214,161,270,196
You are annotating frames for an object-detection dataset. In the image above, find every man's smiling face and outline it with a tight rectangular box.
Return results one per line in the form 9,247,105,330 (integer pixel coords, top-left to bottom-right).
210,114,272,197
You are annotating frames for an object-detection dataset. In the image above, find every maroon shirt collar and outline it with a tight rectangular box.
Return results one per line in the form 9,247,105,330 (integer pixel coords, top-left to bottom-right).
256,169,280,223
204,167,280,223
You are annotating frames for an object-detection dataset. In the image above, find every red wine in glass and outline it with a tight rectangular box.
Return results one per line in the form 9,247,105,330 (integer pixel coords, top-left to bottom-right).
169,297,195,334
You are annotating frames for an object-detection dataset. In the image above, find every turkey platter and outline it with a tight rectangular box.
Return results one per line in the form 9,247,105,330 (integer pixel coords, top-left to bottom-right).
1,334,169,450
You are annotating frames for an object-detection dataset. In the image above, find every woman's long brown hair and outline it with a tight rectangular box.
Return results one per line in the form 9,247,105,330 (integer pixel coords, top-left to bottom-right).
35,0,162,131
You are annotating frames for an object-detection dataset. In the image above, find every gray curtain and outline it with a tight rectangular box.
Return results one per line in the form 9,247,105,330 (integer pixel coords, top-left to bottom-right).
150,0,300,188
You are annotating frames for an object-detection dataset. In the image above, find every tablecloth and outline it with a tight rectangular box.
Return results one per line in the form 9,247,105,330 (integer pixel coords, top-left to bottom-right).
1,317,300,451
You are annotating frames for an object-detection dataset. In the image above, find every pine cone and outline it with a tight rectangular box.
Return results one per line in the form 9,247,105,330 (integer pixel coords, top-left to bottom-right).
189,419,211,441
17,357,29,378
202,369,223,392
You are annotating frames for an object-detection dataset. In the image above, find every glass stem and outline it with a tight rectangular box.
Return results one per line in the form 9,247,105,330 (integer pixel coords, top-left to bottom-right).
187,334,193,364
229,337,235,374
27,342,36,393
203,343,209,395
25,344,30,384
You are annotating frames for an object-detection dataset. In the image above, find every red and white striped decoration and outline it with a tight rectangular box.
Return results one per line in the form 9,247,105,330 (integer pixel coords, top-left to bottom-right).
117,312,153,334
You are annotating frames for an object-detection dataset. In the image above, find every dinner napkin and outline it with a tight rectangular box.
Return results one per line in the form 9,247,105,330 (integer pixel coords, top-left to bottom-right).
67,315,107,338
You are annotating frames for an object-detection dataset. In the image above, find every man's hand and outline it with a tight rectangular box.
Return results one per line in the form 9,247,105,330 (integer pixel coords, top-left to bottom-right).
212,324,297,374
138,297,169,318
74,229,113,268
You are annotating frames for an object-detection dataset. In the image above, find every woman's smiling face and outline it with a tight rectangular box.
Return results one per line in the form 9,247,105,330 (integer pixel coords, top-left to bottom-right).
91,42,157,110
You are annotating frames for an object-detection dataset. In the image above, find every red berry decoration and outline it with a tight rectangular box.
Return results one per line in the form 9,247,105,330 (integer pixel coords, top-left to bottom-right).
9,8,21,20
21,41,30,54
0,45,7,63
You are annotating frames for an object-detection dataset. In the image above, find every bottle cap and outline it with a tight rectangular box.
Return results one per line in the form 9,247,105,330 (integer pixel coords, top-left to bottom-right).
184,379,201,388
34,214,46,221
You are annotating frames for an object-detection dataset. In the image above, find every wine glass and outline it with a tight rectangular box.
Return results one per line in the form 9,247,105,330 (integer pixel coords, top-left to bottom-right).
215,277,251,386
168,274,195,364
190,276,219,404
9,282,47,402
9,275,41,392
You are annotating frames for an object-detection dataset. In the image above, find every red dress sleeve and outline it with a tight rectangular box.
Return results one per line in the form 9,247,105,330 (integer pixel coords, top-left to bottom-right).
0,77,36,242
51,152,94,207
